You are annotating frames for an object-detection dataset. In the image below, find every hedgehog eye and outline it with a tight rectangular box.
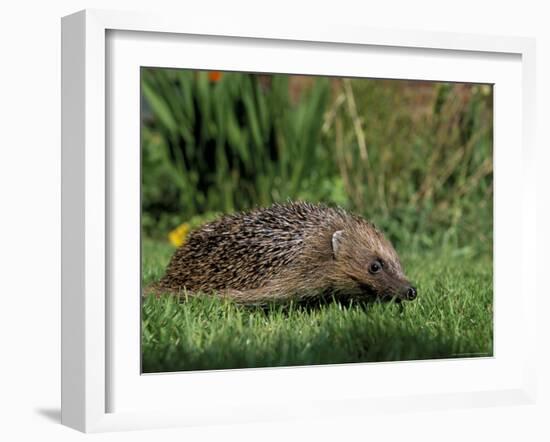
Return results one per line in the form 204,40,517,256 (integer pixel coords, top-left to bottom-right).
369,261,382,274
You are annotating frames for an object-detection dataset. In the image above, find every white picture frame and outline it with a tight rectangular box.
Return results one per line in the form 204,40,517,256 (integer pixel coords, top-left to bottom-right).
61,9,537,433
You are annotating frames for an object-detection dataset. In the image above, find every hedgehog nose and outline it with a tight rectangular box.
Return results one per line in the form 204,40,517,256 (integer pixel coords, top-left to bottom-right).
406,287,417,301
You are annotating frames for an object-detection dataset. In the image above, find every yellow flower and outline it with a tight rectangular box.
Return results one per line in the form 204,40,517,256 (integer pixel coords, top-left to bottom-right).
168,223,190,247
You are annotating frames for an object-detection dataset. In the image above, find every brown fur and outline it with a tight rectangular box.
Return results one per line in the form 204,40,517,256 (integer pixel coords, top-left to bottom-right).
149,202,416,304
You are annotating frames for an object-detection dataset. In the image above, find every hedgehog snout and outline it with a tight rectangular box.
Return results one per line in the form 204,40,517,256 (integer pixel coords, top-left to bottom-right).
402,286,417,301
407,286,417,300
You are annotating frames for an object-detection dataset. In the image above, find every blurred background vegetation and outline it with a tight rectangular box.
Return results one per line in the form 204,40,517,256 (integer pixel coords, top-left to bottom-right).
141,68,493,256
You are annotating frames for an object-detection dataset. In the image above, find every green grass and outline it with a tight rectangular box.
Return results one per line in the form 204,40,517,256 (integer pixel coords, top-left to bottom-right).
141,239,493,373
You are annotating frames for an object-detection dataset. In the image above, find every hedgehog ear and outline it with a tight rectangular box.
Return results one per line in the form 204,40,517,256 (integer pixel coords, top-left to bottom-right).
331,230,344,259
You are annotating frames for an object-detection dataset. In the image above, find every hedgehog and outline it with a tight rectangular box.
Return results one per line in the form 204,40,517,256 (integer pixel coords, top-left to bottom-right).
150,201,417,305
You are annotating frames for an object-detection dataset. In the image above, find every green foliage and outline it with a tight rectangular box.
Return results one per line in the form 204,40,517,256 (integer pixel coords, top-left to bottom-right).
141,70,492,256
326,80,493,252
142,69,335,237
141,239,492,372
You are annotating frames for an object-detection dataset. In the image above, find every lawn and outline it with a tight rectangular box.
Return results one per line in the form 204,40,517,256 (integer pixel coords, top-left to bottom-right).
141,238,493,373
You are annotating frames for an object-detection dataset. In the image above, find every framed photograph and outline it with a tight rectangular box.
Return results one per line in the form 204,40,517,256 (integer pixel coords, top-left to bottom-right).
61,9,537,433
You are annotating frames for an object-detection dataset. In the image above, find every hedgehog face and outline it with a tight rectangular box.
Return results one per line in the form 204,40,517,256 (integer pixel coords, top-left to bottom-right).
331,229,417,301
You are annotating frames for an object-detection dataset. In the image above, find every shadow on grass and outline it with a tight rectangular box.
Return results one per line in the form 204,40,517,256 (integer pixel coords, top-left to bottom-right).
142,307,484,374
248,294,407,317
142,331,480,374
